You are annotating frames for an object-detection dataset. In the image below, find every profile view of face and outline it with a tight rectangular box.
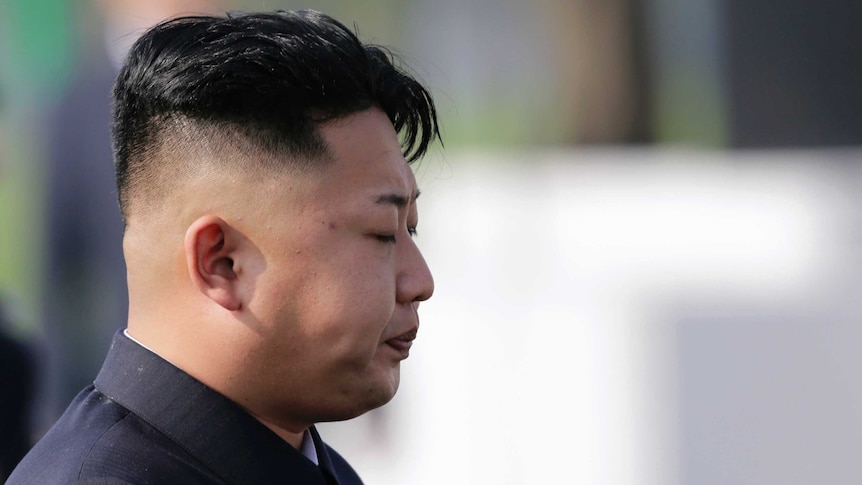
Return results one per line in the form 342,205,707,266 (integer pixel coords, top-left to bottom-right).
234,107,435,424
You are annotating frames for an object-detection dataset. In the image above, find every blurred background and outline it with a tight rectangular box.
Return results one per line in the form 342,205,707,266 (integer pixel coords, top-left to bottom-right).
2,0,862,483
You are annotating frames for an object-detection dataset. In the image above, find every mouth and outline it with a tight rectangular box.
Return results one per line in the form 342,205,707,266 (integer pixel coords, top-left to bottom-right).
384,329,417,360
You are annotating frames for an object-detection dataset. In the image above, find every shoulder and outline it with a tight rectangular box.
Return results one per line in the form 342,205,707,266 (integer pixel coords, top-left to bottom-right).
8,388,129,482
8,387,223,485
76,408,224,484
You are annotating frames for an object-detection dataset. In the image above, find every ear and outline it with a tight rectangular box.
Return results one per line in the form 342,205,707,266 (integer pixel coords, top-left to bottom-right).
184,216,244,311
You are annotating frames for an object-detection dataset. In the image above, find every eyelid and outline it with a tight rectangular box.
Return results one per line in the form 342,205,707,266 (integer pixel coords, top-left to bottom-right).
376,234,397,244
374,226,417,244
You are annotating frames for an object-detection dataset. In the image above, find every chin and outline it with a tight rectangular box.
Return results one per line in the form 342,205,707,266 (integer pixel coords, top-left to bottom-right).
319,360,402,422
342,368,401,420
320,391,396,424
366,369,401,407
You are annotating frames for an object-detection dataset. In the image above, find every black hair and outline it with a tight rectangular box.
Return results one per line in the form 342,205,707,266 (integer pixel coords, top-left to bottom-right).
112,9,440,221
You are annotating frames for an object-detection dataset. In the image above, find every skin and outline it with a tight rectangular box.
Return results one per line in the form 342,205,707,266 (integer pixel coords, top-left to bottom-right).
124,108,434,448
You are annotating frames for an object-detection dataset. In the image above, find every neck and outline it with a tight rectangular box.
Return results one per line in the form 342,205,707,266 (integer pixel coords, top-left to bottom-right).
127,320,309,451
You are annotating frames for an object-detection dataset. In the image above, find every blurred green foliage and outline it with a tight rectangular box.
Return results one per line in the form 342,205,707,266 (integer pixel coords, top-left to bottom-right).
1,0,73,333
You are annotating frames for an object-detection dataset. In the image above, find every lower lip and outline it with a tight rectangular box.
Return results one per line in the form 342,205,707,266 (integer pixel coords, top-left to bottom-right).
385,339,413,359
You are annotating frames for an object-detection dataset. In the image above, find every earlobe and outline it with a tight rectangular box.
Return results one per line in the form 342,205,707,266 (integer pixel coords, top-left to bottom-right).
184,216,243,311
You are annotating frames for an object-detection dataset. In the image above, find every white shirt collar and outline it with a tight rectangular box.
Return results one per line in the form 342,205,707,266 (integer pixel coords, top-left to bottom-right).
300,429,319,465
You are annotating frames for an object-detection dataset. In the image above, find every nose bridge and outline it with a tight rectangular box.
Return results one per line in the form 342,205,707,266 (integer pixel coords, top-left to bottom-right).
397,236,434,303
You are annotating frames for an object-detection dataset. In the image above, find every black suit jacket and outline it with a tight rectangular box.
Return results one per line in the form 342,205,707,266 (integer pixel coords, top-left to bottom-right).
8,332,363,485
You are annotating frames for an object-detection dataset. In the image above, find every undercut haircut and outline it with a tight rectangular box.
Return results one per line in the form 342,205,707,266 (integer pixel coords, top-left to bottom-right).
112,9,440,224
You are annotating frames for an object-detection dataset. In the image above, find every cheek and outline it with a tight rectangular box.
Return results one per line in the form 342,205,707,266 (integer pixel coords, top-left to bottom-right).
255,227,398,337
272,261,395,340
322,288,395,346
314,272,397,365
316,239,398,311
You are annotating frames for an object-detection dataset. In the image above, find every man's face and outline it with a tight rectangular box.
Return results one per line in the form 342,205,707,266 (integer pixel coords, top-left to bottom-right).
235,108,434,426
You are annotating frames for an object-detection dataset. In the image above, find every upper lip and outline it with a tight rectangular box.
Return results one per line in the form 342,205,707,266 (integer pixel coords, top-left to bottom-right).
385,327,418,343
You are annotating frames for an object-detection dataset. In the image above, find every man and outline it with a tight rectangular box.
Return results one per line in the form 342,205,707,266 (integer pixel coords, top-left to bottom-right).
9,9,439,485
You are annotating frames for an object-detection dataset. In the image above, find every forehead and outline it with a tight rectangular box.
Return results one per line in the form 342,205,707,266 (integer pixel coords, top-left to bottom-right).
234,108,419,234
318,108,418,199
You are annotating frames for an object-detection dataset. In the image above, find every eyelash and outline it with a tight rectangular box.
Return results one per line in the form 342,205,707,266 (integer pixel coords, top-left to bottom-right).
376,227,418,243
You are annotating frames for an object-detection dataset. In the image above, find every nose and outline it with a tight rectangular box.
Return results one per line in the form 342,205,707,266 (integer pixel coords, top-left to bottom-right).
396,236,434,304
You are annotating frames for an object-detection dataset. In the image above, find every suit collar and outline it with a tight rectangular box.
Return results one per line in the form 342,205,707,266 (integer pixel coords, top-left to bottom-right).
94,331,341,485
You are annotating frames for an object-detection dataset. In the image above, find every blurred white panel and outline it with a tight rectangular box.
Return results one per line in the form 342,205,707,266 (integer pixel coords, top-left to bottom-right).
320,149,861,485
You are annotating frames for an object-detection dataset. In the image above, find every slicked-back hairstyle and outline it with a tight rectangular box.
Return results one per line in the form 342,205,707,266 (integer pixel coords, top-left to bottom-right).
112,9,440,224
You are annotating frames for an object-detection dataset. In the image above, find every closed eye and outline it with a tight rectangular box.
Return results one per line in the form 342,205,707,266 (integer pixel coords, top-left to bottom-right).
375,226,418,243
376,234,397,243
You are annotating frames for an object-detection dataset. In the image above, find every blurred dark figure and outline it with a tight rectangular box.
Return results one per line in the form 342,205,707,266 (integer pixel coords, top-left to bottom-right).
0,300,35,481
42,17,126,426
41,0,222,426
726,0,862,147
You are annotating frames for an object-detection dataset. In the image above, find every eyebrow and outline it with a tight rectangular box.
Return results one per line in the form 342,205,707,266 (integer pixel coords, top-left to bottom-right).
375,190,421,208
